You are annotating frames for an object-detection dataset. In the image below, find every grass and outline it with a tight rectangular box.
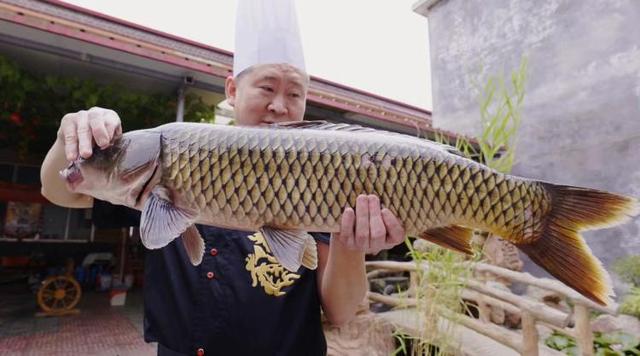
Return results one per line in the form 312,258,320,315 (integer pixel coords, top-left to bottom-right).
391,57,528,355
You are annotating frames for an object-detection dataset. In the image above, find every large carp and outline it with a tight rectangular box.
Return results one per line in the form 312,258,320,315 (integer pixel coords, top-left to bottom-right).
60,121,638,305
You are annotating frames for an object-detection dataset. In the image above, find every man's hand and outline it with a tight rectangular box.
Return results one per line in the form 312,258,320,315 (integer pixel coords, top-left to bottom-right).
333,194,406,254
58,106,122,161
318,194,405,325
41,107,122,208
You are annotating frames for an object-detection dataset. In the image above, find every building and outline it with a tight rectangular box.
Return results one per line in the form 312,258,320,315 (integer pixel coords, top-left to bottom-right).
414,0,640,291
0,0,450,248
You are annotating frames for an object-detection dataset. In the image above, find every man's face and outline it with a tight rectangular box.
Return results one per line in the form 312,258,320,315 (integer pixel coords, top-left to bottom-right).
225,63,309,127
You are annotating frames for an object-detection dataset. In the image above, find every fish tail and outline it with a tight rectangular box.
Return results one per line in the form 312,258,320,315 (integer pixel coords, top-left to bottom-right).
517,183,639,306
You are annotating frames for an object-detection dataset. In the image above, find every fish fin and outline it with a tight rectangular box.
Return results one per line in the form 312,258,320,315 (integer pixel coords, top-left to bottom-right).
181,225,205,266
301,237,318,270
517,184,639,306
269,120,334,129
270,121,466,157
260,227,318,272
419,225,474,255
140,186,197,250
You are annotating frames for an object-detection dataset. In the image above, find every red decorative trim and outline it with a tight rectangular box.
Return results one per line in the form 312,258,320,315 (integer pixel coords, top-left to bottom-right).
39,0,233,55
1,0,445,135
0,3,231,78
311,76,431,116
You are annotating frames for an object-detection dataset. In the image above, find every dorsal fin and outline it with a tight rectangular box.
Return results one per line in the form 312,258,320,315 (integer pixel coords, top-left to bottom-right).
269,120,467,157
269,120,376,133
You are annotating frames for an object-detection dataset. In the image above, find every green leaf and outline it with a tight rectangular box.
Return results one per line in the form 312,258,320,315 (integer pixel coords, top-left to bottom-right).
597,331,640,350
563,346,579,356
545,334,572,350
594,348,622,356
0,53,217,158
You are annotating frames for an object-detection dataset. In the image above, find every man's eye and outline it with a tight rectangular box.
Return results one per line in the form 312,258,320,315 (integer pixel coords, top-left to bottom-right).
289,93,301,98
260,86,274,92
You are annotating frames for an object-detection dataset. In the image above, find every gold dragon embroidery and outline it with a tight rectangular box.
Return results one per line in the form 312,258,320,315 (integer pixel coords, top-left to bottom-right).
245,232,300,296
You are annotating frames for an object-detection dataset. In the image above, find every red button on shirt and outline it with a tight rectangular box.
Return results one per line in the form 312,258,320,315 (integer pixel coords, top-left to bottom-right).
206,271,215,279
196,348,205,356
210,248,218,256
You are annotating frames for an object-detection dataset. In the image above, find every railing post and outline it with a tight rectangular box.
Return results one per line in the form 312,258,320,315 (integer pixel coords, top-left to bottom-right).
574,303,594,356
521,312,539,356
478,294,492,322
477,272,492,322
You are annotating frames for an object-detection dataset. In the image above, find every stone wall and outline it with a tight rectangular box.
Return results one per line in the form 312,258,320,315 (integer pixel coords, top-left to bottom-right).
417,0,640,291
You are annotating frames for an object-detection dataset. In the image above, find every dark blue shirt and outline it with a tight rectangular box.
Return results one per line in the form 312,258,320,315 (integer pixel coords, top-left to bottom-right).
93,200,328,356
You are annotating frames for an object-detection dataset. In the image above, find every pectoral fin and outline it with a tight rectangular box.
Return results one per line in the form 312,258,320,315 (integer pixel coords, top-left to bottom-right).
419,225,474,255
260,227,318,272
182,225,205,266
140,186,197,250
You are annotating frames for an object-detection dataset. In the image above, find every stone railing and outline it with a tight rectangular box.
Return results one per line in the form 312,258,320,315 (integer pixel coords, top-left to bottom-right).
365,260,618,356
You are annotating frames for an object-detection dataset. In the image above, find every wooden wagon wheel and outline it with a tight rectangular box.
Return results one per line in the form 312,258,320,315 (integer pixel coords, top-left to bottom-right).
37,275,82,313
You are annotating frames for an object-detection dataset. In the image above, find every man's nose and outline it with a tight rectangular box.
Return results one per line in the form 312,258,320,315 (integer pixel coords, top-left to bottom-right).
267,97,288,115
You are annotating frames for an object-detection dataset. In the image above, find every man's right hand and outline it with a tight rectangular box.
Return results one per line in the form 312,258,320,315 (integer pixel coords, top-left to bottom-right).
41,107,123,208
58,107,123,161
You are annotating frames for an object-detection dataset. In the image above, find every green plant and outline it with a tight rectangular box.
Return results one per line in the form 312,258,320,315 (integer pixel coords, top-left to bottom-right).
401,238,472,355
619,287,640,318
397,58,529,355
474,58,528,173
613,256,640,287
392,330,410,356
545,330,640,355
392,329,443,356
0,55,217,160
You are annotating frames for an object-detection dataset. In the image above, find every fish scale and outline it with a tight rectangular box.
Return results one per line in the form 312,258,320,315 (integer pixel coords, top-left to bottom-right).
157,123,542,240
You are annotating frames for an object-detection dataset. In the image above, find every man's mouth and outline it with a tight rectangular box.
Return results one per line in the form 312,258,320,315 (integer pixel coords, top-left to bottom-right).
59,162,84,190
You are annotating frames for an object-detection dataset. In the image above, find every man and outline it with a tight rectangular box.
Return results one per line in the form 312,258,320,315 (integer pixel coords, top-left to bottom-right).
40,1,405,355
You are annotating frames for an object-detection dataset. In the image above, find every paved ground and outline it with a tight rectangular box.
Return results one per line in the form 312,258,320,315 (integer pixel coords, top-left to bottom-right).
0,282,156,356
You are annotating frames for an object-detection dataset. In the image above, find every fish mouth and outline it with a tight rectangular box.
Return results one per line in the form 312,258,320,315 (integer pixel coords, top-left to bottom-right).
59,162,84,191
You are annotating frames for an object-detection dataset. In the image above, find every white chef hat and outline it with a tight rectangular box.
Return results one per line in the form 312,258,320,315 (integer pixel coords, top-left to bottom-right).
233,0,306,77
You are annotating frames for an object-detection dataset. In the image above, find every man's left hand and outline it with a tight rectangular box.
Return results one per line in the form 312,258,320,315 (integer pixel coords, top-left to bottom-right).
333,194,406,255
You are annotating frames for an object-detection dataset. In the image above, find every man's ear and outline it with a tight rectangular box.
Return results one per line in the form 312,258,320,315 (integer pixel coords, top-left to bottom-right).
225,76,236,107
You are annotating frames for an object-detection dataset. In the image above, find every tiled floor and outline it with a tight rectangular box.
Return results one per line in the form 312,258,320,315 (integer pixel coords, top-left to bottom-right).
0,283,156,356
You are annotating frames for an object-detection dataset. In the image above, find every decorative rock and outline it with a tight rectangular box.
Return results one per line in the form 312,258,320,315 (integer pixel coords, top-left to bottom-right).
536,324,554,341
412,238,431,253
525,285,571,314
482,235,524,273
487,281,509,325
591,314,640,335
323,302,395,356
505,309,522,329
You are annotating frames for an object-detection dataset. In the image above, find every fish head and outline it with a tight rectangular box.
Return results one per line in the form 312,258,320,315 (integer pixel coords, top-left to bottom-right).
60,130,161,208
